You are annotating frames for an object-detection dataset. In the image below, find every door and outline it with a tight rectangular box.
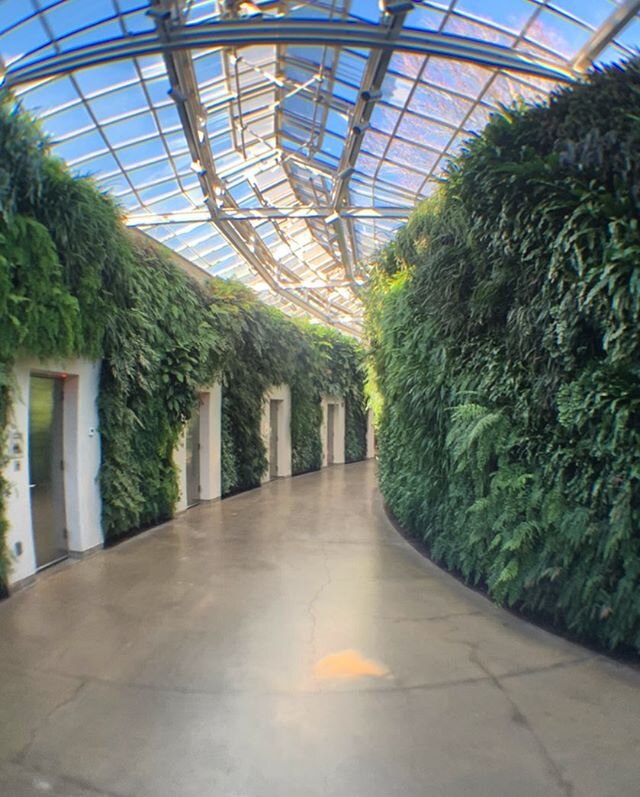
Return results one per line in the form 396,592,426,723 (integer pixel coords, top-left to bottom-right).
327,403,335,466
269,400,279,479
29,375,67,569
185,404,200,507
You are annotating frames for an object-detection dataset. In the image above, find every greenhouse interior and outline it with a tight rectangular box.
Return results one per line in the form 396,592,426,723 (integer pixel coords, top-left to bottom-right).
0,1,639,795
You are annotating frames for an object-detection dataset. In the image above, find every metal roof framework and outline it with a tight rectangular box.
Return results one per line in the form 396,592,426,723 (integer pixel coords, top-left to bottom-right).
1,0,639,335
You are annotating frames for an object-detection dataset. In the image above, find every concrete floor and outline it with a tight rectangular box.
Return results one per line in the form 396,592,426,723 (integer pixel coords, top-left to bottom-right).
0,462,639,797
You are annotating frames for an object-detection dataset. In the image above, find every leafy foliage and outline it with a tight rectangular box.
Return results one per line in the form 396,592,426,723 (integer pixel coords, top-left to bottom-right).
219,302,367,495
0,93,367,585
366,60,640,652
0,215,79,359
98,236,224,534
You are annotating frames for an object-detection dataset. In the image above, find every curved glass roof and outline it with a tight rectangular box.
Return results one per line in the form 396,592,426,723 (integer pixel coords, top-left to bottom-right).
1,1,639,335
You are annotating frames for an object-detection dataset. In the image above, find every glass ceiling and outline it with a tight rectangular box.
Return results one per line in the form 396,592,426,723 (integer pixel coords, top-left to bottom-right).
1,1,638,335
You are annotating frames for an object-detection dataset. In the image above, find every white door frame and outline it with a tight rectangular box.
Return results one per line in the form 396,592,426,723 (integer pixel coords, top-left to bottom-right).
366,408,376,459
3,358,102,587
261,385,292,483
321,395,346,467
176,382,222,512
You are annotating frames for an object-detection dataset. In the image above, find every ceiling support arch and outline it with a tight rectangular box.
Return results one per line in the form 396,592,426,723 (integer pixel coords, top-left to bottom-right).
3,0,635,335
1,19,577,90
147,0,361,335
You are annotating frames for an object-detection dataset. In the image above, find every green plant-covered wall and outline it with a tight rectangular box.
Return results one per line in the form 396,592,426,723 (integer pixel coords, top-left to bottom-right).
219,303,368,495
0,93,367,587
366,60,640,653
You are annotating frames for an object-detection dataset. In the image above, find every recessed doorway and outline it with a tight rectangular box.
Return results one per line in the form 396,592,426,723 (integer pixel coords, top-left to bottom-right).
327,403,336,465
261,386,291,484
321,396,345,468
185,403,201,507
28,375,67,570
269,399,281,478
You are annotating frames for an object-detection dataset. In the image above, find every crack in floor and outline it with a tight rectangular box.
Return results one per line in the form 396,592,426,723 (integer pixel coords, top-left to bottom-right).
376,610,483,623
402,689,423,786
8,761,131,797
1,463,636,796
14,678,88,768
0,651,594,701
306,542,333,663
467,644,576,797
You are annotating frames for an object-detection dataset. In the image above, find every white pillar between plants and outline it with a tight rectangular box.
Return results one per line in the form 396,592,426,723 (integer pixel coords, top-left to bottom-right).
199,384,221,501
174,430,188,514
3,357,102,588
321,395,346,467
261,384,292,483
366,409,376,459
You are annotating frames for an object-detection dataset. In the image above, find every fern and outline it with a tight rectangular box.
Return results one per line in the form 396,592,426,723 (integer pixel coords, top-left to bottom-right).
367,58,640,652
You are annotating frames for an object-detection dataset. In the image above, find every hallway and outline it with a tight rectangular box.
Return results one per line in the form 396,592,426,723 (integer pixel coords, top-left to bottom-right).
0,461,638,797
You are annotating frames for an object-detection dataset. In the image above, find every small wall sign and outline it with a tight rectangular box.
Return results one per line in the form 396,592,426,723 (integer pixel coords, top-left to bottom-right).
8,428,24,459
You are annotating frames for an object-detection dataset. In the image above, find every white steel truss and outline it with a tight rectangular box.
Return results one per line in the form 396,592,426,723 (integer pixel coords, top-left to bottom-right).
1,0,638,334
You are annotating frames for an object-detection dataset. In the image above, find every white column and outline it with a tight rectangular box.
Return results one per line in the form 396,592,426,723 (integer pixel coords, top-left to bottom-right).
366,409,376,459
63,362,103,555
278,387,292,478
199,383,221,500
334,398,346,465
4,365,36,584
174,430,188,513
320,397,327,468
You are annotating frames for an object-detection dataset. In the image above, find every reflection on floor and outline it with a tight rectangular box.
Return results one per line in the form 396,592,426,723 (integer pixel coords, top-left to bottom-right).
314,649,389,680
0,461,639,797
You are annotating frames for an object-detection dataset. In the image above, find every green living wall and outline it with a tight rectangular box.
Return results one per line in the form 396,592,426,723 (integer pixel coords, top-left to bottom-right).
367,61,640,652
220,306,367,496
0,94,367,588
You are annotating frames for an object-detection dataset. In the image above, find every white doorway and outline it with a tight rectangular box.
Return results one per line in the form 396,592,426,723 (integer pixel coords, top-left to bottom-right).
28,375,67,570
326,403,336,466
185,403,201,507
269,399,281,478
321,396,345,467
261,386,292,483
4,357,103,589
175,384,222,513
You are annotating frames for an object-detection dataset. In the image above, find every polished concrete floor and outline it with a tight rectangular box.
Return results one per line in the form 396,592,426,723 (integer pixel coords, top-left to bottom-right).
0,461,639,797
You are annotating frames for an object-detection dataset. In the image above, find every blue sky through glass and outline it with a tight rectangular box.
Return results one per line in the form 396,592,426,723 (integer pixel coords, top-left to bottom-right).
0,0,638,330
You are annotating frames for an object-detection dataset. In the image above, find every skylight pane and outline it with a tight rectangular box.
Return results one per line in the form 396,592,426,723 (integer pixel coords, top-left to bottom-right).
2,0,637,328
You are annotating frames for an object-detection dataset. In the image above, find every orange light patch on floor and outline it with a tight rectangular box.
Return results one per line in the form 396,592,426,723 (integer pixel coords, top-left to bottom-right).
314,649,389,680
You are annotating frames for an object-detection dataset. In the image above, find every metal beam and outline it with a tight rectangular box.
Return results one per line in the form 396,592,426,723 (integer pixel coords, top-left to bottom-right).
275,282,362,291
573,0,640,72
332,3,412,208
330,2,413,287
125,207,413,225
2,20,578,89
147,0,360,336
